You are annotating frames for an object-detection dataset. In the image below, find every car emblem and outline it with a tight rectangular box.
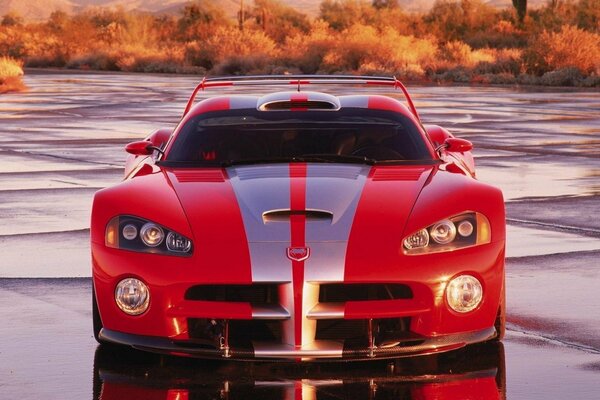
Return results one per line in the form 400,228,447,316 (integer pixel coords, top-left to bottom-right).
287,247,310,262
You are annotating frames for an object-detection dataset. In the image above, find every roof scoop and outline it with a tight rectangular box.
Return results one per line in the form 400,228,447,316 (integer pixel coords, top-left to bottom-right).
258,91,340,111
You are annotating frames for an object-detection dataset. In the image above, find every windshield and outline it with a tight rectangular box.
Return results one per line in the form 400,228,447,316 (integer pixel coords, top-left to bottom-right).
164,108,432,166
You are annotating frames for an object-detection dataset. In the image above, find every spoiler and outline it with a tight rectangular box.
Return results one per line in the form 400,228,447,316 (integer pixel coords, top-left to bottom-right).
183,75,420,123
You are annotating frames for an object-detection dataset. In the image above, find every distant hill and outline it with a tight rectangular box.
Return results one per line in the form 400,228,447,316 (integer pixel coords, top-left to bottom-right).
0,0,549,21
0,0,74,20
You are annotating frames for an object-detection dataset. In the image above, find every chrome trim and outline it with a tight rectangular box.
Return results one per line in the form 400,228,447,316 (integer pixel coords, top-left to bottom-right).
306,303,344,319
252,304,291,320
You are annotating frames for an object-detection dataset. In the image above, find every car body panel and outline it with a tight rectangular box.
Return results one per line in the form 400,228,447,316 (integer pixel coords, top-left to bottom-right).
92,76,505,360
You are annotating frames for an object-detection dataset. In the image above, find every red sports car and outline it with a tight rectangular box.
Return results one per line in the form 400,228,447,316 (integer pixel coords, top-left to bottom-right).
91,75,505,360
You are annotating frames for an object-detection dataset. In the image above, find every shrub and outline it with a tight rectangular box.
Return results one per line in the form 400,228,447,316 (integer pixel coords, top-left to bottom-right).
185,27,278,70
319,25,438,76
0,57,25,93
540,67,585,86
524,25,600,75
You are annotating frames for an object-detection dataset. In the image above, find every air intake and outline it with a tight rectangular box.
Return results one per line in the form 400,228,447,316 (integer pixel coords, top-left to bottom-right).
260,100,338,111
257,91,341,111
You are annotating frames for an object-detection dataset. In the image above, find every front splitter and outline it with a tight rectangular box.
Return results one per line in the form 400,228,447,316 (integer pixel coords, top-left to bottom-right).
99,327,497,361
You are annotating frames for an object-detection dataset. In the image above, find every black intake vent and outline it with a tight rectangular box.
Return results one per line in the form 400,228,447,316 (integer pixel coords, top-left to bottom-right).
319,284,413,303
261,100,338,110
185,284,279,305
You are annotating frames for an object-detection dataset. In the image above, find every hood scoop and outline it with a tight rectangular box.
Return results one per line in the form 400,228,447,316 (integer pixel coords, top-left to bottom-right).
262,209,333,224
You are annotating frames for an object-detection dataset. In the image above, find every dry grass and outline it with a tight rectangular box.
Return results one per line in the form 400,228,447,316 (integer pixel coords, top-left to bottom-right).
0,57,25,93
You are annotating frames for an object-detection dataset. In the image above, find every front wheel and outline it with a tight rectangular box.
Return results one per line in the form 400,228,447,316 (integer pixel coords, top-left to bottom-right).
92,286,103,343
493,280,506,341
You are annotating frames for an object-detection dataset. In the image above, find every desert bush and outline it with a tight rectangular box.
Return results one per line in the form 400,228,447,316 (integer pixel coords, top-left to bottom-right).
185,27,277,70
251,0,311,43
432,67,473,82
472,72,517,84
466,19,528,48
0,57,25,92
524,25,600,75
0,56,23,77
540,67,586,86
279,20,336,73
581,74,600,87
319,0,377,31
66,53,119,70
425,0,497,41
474,48,522,75
437,40,496,72
318,24,438,76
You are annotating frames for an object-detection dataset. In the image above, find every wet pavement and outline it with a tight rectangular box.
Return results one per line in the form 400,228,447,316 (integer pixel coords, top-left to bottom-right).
1,71,599,398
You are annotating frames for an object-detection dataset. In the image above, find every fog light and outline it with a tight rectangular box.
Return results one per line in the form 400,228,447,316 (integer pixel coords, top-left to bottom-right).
446,274,482,313
115,278,150,315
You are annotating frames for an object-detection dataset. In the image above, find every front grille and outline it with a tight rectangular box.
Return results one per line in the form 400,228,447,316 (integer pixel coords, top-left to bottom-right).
229,320,282,346
185,284,279,304
316,317,411,344
316,319,366,341
188,318,282,347
319,283,413,303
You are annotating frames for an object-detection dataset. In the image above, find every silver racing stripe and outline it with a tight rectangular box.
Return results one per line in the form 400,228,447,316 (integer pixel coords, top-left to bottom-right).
227,165,292,282
304,164,370,282
228,163,370,349
228,163,369,283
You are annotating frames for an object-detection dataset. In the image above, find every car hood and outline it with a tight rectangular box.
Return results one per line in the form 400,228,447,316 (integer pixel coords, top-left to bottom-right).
165,163,433,282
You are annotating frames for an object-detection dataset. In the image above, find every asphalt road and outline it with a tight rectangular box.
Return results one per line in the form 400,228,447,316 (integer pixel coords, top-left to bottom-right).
1,72,599,399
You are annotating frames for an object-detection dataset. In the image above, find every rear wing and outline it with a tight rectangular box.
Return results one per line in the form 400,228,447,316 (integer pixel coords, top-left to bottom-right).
183,75,420,123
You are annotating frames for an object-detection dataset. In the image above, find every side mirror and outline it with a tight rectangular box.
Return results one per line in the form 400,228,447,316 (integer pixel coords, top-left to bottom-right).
125,140,153,156
444,137,473,153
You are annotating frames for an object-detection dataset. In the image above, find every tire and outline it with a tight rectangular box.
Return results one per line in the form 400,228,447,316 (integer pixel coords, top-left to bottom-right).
92,285,103,343
493,278,506,341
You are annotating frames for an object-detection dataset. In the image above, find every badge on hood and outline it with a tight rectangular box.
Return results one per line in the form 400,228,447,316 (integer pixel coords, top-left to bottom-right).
287,247,310,262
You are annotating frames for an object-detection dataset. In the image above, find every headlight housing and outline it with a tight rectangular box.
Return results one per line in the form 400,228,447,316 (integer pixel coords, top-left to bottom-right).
105,215,193,256
403,212,490,255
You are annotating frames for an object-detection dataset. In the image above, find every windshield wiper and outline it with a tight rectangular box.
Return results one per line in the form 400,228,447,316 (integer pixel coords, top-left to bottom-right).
220,154,378,167
220,157,300,167
297,154,377,165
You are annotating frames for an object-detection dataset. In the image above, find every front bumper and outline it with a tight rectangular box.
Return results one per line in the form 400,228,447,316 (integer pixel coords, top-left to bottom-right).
99,326,496,361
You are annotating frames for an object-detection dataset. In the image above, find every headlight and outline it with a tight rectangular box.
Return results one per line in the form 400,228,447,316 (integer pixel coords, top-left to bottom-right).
115,278,150,315
166,232,193,253
430,219,456,244
140,223,164,247
403,212,490,255
446,274,483,313
105,216,193,256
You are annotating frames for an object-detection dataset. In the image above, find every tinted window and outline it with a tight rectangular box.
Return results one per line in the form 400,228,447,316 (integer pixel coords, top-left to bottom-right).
166,108,431,164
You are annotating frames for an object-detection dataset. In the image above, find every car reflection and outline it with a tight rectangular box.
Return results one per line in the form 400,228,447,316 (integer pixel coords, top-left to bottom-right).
93,342,505,400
